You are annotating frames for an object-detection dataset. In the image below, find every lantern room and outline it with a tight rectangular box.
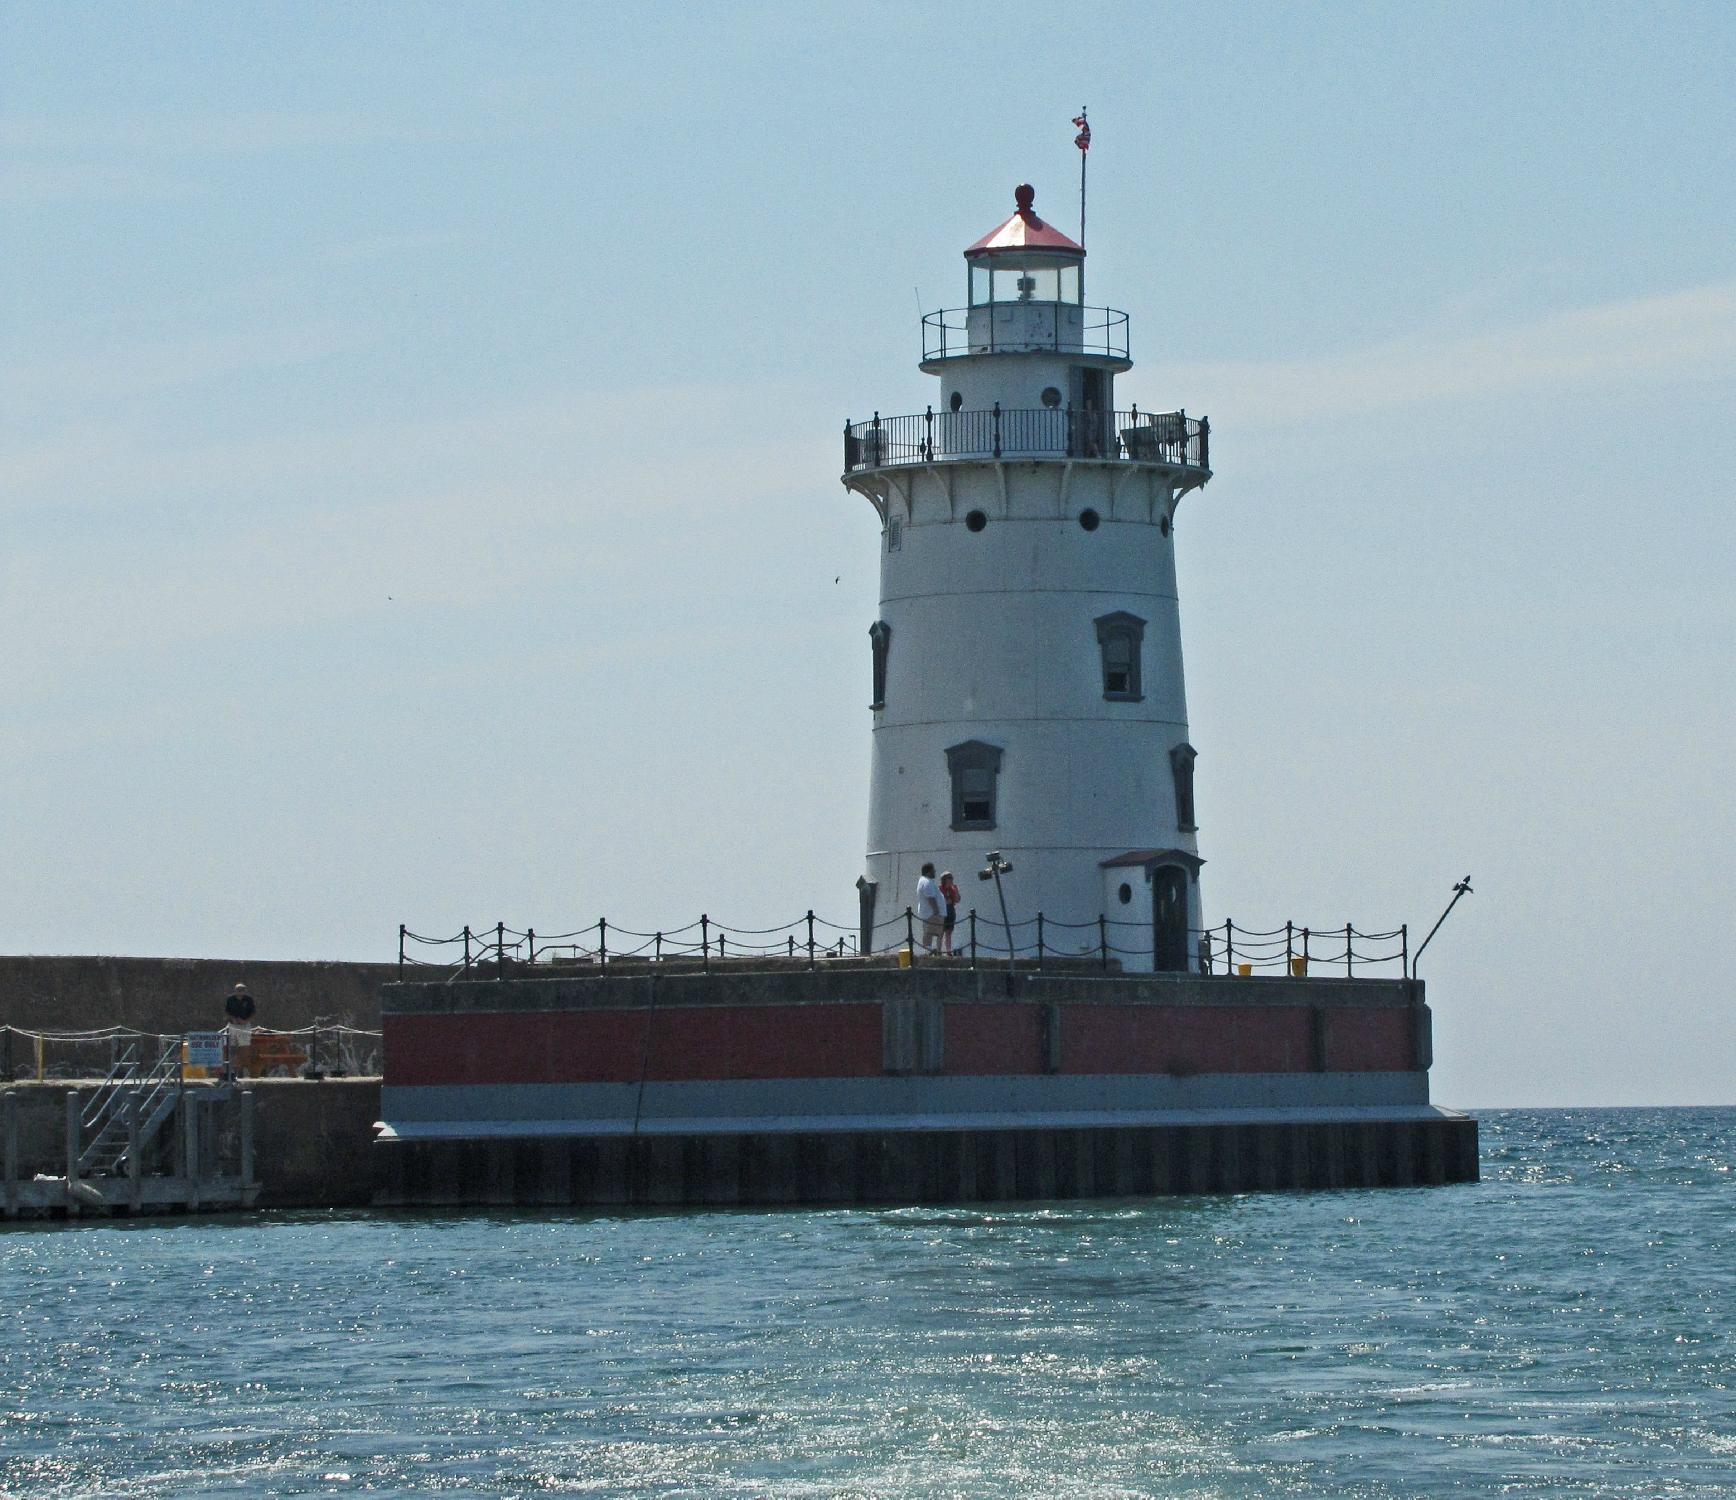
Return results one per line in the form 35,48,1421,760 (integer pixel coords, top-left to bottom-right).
921,185,1129,373
965,183,1085,305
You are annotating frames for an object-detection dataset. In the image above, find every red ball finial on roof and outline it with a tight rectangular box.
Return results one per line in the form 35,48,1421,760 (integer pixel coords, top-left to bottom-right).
1014,183,1035,213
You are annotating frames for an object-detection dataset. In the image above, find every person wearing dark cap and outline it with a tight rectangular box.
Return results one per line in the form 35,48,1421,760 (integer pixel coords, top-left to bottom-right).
224,983,256,1078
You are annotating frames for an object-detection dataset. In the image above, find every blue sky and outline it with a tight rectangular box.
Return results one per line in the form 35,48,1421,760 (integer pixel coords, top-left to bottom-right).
3,3,1732,1106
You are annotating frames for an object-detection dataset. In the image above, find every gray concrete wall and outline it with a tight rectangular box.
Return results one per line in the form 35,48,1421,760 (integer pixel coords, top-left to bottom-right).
387,964,1422,1016
0,955,397,1036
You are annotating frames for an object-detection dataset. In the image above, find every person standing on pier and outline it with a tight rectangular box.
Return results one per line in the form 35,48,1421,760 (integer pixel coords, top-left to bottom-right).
915,864,944,953
224,983,256,1079
940,871,961,956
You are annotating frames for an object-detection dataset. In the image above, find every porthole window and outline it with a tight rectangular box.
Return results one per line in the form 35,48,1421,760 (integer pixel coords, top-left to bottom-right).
949,391,964,412
965,510,987,532
1118,882,1133,905
1041,386,1062,409
1079,508,1100,532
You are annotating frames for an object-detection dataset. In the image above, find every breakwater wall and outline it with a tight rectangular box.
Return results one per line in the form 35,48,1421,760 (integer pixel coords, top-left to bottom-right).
0,955,396,1037
377,962,1477,1205
2,1079,380,1217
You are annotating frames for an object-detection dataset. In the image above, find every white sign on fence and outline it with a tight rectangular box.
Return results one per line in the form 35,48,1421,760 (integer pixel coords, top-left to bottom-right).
186,1031,226,1069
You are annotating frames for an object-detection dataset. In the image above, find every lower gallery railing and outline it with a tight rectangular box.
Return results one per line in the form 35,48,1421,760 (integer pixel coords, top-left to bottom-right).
397,914,1409,980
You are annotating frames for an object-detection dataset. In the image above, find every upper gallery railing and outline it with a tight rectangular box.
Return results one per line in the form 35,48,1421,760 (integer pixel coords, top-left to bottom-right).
922,305,1130,361
843,407,1209,474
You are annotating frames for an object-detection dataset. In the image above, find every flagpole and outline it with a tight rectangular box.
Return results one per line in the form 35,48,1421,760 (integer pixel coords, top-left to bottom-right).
1078,105,1088,252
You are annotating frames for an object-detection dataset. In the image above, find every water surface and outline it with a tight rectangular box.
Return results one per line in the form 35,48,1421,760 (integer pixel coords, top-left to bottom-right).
2,1108,1731,1497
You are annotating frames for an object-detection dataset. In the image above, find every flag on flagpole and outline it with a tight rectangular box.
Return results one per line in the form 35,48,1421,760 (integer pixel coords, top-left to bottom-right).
1073,112,1091,152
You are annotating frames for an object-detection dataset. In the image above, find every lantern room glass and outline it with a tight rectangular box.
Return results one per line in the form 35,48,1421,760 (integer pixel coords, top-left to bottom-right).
968,256,1083,307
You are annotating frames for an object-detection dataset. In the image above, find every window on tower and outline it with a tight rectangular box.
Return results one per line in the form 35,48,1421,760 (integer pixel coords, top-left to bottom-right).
1170,743,1198,832
1094,612,1146,701
945,740,1003,831
869,621,891,711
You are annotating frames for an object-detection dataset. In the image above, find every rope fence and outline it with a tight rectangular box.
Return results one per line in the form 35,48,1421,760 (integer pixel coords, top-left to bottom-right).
1,1024,382,1084
399,913,1411,981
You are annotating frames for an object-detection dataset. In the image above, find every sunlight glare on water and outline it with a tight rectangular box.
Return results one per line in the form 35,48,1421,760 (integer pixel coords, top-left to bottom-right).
1,1108,1732,1497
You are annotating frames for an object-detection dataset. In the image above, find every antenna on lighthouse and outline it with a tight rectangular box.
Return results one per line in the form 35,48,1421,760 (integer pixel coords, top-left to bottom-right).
1072,107,1091,250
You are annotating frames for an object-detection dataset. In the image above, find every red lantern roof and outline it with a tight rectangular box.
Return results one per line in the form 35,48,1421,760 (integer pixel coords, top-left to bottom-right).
964,184,1085,257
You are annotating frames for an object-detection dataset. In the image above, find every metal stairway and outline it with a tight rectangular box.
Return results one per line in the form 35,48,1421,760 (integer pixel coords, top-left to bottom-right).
76,1040,185,1176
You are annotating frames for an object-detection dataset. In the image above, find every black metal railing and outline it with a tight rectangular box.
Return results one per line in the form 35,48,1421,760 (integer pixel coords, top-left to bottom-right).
396,914,1407,980
843,406,1208,474
921,305,1130,361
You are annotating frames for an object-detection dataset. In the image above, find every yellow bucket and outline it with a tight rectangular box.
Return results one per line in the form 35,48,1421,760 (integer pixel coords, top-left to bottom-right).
1236,962,1253,977
1290,956,1309,978
897,946,913,969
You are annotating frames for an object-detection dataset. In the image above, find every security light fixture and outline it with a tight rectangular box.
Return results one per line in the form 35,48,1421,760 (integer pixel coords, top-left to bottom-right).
977,852,1017,992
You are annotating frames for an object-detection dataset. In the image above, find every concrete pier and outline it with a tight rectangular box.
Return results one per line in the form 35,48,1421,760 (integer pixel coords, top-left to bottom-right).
1,1079,380,1220
375,962,1478,1206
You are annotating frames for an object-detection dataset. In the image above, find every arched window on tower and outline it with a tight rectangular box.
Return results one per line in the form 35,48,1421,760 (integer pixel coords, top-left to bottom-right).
1094,611,1146,701
868,621,891,710
945,740,1003,831
1170,742,1198,832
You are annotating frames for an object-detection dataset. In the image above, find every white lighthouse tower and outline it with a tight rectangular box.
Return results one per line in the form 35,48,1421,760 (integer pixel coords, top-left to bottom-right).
845,184,1212,970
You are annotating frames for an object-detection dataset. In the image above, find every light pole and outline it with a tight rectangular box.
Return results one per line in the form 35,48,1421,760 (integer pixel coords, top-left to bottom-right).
1411,876,1473,978
978,851,1017,995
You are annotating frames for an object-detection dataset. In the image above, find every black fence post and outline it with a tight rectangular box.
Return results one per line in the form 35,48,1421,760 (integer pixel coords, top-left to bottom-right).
701,915,710,970
527,928,536,966
463,926,472,968
655,931,663,963
1099,915,1108,971
787,935,795,958
806,910,816,968
1036,913,1045,971
1224,918,1234,974
1401,923,1409,979
969,910,978,967
923,405,934,461
598,918,608,968
1286,921,1294,975
1302,927,1311,972
1346,923,1354,979
496,922,506,981
397,924,406,980
718,932,727,961
905,906,915,954
992,401,1002,458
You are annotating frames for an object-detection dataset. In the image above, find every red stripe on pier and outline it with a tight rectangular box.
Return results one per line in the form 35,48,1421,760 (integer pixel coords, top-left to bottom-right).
943,1003,1046,1073
1060,1004,1314,1074
385,1004,884,1087
385,998,1421,1086
1325,1006,1415,1072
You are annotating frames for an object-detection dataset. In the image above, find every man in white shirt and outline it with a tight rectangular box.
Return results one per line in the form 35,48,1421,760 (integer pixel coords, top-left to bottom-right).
915,863,944,953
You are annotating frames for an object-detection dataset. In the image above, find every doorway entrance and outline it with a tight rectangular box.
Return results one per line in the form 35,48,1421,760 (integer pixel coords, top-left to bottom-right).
1152,865,1190,971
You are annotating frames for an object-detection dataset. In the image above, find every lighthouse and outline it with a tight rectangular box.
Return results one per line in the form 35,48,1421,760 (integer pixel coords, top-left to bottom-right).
379,186,1478,1208
845,184,1212,970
